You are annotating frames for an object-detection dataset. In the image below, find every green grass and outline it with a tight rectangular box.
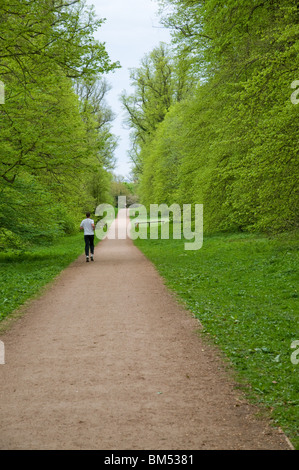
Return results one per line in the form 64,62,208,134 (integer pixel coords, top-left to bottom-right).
1,221,298,447
0,232,100,325
134,228,299,449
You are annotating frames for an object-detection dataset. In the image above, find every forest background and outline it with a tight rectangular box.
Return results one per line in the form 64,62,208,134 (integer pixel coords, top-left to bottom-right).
1,0,298,249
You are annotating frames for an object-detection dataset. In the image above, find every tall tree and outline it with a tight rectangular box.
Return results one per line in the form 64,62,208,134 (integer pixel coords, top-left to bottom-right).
121,42,195,177
133,0,299,232
0,0,120,247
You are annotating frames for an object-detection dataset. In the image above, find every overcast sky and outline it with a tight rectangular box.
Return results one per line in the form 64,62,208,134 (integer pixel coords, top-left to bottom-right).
85,0,172,180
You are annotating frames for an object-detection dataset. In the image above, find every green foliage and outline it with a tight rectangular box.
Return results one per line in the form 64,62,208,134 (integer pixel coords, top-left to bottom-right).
110,175,138,207
127,0,299,233
134,230,299,448
0,0,119,250
121,43,196,176
0,0,119,82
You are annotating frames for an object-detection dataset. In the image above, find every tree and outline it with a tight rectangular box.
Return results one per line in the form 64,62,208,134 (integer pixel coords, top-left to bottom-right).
75,77,118,170
0,0,119,85
121,42,195,178
110,175,134,207
131,0,299,232
0,0,120,247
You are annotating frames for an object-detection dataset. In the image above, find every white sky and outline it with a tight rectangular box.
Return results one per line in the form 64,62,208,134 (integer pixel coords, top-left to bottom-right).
85,0,172,180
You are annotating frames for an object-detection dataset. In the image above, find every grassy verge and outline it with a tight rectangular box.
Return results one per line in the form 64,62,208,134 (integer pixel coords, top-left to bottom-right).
0,232,101,327
134,228,299,449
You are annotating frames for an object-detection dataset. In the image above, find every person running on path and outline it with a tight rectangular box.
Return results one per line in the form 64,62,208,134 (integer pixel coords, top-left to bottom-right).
80,212,95,262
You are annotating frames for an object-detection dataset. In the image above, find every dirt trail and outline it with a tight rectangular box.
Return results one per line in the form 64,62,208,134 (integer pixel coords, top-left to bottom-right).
0,210,292,450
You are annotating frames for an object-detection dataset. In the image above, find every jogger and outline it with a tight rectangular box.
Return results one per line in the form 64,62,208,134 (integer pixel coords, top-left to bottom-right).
80,212,95,262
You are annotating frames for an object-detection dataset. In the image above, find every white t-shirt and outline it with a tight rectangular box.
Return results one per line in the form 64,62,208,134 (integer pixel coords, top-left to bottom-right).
80,218,95,235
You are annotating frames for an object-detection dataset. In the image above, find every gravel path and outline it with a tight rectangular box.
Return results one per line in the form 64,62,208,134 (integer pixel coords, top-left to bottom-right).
0,210,292,450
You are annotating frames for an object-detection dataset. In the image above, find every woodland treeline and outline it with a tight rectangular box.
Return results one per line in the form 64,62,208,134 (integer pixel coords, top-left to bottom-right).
0,0,119,249
122,0,299,233
1,0,298,250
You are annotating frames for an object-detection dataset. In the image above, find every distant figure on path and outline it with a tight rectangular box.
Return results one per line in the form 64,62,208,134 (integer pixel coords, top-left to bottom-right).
80,212,95,262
